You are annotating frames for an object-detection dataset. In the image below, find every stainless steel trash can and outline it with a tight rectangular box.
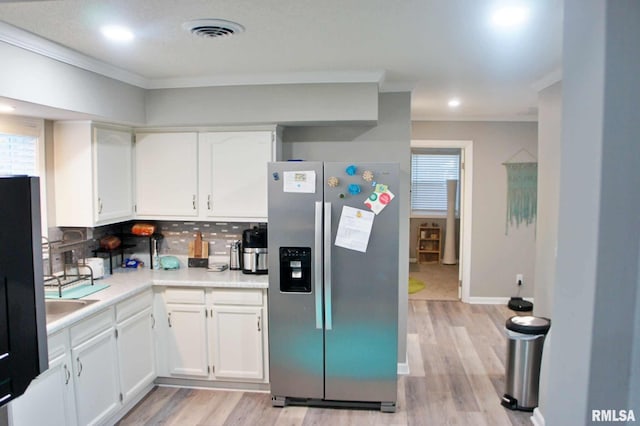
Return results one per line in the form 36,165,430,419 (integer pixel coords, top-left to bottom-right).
501,316,551,411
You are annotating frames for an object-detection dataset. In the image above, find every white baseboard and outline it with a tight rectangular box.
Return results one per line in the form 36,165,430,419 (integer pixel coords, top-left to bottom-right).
466,297,534,305
531,407,545,425
397,361,410,375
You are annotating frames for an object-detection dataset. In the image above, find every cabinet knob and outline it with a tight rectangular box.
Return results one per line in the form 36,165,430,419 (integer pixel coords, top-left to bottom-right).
76,357,83,377
192,195,196,210
64,364,70,385
207,194,212,210
257,316,261,332
98,197,103,214
168,312,172,328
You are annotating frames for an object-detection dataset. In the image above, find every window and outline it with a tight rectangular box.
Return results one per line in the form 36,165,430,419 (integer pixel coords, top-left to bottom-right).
411,150,460,215
0,117,47,234
0,134,37,175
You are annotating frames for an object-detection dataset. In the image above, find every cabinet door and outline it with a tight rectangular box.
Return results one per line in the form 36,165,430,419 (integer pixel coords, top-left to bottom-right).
8,352,77,426
167,304,209,378
209,306,264,380
135,132,198,217
116,307,155,404
199,131,272,219
72,328,120,426
94,127,133,223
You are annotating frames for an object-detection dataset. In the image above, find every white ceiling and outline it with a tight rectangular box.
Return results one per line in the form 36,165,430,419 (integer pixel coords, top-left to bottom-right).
0,0,563,121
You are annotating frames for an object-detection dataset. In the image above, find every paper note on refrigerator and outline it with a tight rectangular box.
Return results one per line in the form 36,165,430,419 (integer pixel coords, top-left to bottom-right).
283,170,316,193
334,206,375,253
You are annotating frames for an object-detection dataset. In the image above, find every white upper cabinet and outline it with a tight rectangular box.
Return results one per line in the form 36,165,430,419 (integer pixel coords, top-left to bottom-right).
54,122,133,227
199,131,274,221
134,132,199,218
94,128,134,223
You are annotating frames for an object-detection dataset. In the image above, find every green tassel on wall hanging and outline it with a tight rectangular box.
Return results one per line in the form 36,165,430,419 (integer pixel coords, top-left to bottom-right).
504,162,537,234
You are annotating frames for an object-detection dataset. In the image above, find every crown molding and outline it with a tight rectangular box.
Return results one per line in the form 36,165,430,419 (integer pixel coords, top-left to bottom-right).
532,68,563,92
411,113,537,122
0,21,149,88
146,70,386,89
379,80,415,93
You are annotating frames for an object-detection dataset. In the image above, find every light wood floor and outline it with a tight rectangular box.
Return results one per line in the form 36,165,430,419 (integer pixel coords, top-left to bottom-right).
409,262,459,301
118,301,531,426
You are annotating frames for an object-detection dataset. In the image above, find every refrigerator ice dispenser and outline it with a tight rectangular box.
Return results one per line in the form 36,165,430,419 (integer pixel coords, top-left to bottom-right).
279,247,312,293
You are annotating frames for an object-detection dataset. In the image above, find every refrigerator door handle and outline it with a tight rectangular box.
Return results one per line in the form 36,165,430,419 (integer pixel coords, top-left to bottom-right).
314,201,323,329
323,202,332,330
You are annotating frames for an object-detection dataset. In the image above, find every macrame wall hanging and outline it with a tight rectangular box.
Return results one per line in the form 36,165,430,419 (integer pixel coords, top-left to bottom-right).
503,149,538,234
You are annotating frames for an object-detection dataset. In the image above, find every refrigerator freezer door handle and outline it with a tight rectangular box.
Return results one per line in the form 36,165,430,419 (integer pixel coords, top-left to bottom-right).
314,201,323,329
324,202,332,330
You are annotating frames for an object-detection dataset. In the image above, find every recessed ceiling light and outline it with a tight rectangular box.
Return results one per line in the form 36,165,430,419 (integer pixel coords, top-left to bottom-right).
0,104,16,113
100,25,134,42
491,6,530,29
448,98,461,108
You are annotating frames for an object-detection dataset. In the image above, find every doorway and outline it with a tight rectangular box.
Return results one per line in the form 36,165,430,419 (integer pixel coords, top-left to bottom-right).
409,140,473,302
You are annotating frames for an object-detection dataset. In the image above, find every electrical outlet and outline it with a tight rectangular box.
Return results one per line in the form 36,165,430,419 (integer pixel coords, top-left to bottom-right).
516,274,523,285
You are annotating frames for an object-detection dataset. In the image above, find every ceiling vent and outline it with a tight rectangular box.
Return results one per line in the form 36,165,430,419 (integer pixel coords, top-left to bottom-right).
183,19,245,39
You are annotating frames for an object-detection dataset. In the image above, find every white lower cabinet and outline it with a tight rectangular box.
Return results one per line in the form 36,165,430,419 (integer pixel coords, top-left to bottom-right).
116,299,155,404
11,287,267,425
156,287,268,384
209,305,264,380
167,304,209,377
9,290,156,426
72,326,120,426
8,331,77,426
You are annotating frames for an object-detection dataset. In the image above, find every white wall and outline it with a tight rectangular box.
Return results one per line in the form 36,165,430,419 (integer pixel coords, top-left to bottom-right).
0,42,145,125
542,1,640,424
283,92,411,365
1,42,379,128
145,83,378,126
412,122,537,298
534,82,562,319
533,81,562,418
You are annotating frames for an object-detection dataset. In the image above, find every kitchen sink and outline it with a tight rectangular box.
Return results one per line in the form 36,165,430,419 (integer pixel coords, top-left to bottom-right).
45,299,99,323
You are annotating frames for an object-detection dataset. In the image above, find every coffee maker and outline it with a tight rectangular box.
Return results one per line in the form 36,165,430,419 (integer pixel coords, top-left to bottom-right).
242,225,268,274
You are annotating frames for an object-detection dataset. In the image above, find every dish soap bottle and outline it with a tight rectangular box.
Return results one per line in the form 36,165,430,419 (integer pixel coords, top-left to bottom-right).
151,237,161,270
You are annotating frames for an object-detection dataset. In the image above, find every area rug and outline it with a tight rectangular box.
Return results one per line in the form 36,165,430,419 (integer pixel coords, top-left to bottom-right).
45,283,109,299
408,277,426,294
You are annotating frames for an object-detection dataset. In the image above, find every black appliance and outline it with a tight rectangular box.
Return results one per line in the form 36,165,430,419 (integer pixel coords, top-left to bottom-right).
242,226,268,274
0,176,48,408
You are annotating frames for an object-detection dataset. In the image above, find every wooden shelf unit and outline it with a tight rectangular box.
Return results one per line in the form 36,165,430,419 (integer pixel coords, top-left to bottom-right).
417,225,441,263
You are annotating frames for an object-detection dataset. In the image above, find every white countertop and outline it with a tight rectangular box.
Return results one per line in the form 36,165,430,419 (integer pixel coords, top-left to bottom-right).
45,266,268,334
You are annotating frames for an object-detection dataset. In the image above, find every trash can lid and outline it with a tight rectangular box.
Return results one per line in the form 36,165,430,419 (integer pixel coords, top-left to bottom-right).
506,316,551,335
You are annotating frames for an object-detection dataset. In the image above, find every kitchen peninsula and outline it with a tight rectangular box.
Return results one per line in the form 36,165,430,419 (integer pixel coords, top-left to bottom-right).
9,266,268,426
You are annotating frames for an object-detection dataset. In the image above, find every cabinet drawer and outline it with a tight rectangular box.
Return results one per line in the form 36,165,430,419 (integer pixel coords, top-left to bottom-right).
47,329,69,361
210,288,263,306
164,288,205,305
116,290,152,323
70,308,114,347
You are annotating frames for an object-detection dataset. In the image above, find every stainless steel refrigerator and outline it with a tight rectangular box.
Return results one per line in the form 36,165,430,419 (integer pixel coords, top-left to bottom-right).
267,161,399,412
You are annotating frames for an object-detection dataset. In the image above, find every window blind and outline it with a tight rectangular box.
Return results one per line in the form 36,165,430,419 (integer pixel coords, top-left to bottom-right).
0,133,37,175
411,153,459,213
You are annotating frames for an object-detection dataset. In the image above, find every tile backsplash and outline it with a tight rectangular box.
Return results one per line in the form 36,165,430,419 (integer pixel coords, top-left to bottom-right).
47,220,264,273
